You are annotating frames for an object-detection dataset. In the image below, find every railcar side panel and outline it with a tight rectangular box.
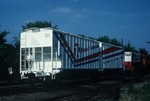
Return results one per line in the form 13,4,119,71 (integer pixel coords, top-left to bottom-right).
101,43,124,70
54,31,103,70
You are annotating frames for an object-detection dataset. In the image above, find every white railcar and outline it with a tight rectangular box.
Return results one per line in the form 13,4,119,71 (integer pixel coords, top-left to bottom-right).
20,27,124,79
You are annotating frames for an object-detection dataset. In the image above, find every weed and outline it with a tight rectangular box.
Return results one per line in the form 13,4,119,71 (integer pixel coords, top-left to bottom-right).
119,83,150,101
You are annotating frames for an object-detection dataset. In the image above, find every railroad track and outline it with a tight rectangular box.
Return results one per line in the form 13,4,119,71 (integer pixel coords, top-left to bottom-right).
0,75,147,100
0,82,43,96
44,81,127,101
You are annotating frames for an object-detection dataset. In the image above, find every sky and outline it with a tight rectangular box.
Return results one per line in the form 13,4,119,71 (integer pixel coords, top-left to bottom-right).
0,0,150,51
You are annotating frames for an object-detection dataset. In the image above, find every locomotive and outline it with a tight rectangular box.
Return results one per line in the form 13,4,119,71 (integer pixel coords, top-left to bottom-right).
20,27,149,80
124,52,150,74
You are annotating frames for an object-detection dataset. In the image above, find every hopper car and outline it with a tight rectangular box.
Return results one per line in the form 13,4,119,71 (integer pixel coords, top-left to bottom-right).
20,27,149,80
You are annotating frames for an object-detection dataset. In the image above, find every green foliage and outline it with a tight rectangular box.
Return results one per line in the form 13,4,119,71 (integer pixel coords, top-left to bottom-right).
97,35,110,43
97,36,124,47
0,30,9,44
139,48,149,55
22,21,58,30
127,84,138,94
141,83,150,94
123,41,138,52
119,93,133,101
120,83,150,101
0,29,10,80
96,35,149,53
0,27,20,80
110,38,123,46
77,34,87,37
0,30,9,57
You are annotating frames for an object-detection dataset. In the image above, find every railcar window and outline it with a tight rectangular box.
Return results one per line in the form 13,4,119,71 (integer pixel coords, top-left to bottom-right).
21,61,25,66
21,48,26,71
43,47,51,61
43,54,51,61
21,60,26,71
35,47,42,62
30,48,32,54
43,47,51,53
22,55,25,60
26,48,28,52
21,48,25,54
35,47,41,51
35,52,41,61
53,34,58,60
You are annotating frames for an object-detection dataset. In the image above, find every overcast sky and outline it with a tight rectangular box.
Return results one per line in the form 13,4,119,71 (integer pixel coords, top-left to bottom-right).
0,0,150,51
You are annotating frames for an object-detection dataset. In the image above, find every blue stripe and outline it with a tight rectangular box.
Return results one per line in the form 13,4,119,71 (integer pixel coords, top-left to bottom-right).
103,51,124,59
75,58,99,67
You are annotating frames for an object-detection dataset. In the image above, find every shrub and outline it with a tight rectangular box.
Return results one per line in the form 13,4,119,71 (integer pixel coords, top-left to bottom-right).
120,83,150,101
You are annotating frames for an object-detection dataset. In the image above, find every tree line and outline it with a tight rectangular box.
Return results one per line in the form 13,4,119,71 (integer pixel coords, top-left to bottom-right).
0,29,20,80
96,35,149,54
0,21,149,81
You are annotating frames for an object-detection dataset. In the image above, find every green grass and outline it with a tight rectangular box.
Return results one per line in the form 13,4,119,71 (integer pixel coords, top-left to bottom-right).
119,82,150,101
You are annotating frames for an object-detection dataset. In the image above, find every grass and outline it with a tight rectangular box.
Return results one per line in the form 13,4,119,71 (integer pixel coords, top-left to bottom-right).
119,82,150,101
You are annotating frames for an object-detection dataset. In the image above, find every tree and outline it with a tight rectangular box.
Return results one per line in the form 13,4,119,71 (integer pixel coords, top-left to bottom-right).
22,21,58,30
139,48,148,55
110,38,123,46
0,29,9,80
0,30,9,59
97,35,110,43
96,35,123,47
78,34,86,37
0,27,20,81
124,41,138,52
11,36,20,79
